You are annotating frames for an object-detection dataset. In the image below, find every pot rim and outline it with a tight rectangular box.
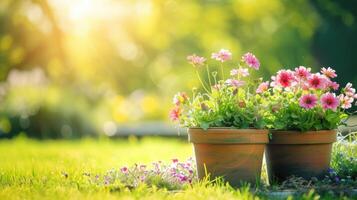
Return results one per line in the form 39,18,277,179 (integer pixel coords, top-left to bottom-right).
188,128,269,144
270,129,337,134
189,127,267,130
268,129,337,144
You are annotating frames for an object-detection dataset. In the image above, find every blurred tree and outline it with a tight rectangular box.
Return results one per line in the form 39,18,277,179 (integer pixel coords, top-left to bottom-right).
0,0,356,138
311,0,357,86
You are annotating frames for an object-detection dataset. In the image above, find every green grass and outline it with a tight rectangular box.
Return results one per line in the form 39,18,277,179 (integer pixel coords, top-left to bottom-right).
0,136,354,200
0,137,194,199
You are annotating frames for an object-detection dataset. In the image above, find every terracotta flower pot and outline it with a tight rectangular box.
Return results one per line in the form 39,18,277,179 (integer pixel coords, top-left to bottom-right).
188,128,269,186
266,130,337,183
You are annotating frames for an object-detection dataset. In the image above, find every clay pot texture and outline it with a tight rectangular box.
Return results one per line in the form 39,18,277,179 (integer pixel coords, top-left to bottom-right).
266,130,337,183
188,128,268,187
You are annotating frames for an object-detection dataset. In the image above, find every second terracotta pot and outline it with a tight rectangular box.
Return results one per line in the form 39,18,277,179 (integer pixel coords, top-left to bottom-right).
188,128,268,187
266,130,337,183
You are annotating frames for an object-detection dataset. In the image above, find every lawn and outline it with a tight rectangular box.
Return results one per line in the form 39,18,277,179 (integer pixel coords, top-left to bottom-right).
0,136,355,200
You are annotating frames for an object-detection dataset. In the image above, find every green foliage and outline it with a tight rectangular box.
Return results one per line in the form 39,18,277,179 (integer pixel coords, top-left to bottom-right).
183,85,268,129
331,133,357,180
266,88,349,131
0,84,99,139
173,52,270,129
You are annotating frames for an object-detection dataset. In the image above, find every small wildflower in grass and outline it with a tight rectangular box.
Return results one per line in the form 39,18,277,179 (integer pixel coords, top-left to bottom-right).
242,52,260,70
299,94,318,109
120,166,128,174
90,158,196,189
211,49,232,62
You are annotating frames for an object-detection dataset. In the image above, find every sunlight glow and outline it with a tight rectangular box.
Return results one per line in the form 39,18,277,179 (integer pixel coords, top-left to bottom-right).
69,0,96,21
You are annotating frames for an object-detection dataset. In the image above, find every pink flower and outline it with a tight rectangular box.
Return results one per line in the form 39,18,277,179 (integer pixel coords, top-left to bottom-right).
230,67,249,77
321,67,337,78
225,79,245,88
344,82,356,98
275,70,295,88
326,80,339,91
242,52,260,70
169,107,181,121
230,69,239,76
211,49,232,62
187,54,206,66
321,92,339,111
299,94,318,109
308,73,327,89
339,94,353,109
256,81,269,93
120,167,128,174
139,165,147,171
294,66,311,79
173,92,188,106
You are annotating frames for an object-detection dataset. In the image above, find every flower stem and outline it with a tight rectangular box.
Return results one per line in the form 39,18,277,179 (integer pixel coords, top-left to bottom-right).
212,71,218,86
196,70,210,94
205,64,212,90
220,63,225,80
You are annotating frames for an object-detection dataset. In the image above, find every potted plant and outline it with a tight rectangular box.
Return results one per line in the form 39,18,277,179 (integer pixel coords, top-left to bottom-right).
263,66,356,182
170,50,270,186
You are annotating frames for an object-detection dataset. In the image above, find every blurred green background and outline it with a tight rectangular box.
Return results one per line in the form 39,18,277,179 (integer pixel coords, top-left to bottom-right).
0,0,356,139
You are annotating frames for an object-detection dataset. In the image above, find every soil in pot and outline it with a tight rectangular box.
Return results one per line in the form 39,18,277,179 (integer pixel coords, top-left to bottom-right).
188,128,268,187
266,130,337,183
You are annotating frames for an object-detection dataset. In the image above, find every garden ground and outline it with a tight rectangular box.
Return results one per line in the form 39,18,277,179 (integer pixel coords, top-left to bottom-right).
0,136,355,200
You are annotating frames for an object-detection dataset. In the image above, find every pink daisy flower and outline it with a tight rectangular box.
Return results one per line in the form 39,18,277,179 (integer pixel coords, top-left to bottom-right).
327,80,339,91
187,54,206,66
225,79,245,88
294,66,311,79
230,69,239,76
307,73,327,89
321,92,339,111
321,67,337,78
211,49,232,62
230,67,249,77
275,70,295,88
339,94,353,109
242,52,260,70
299,94,318,109
256,81,269,94
169,107,181,121
344,82,356,98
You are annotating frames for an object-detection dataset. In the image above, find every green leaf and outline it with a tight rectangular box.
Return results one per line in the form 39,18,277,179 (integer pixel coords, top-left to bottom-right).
200,122,210,130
